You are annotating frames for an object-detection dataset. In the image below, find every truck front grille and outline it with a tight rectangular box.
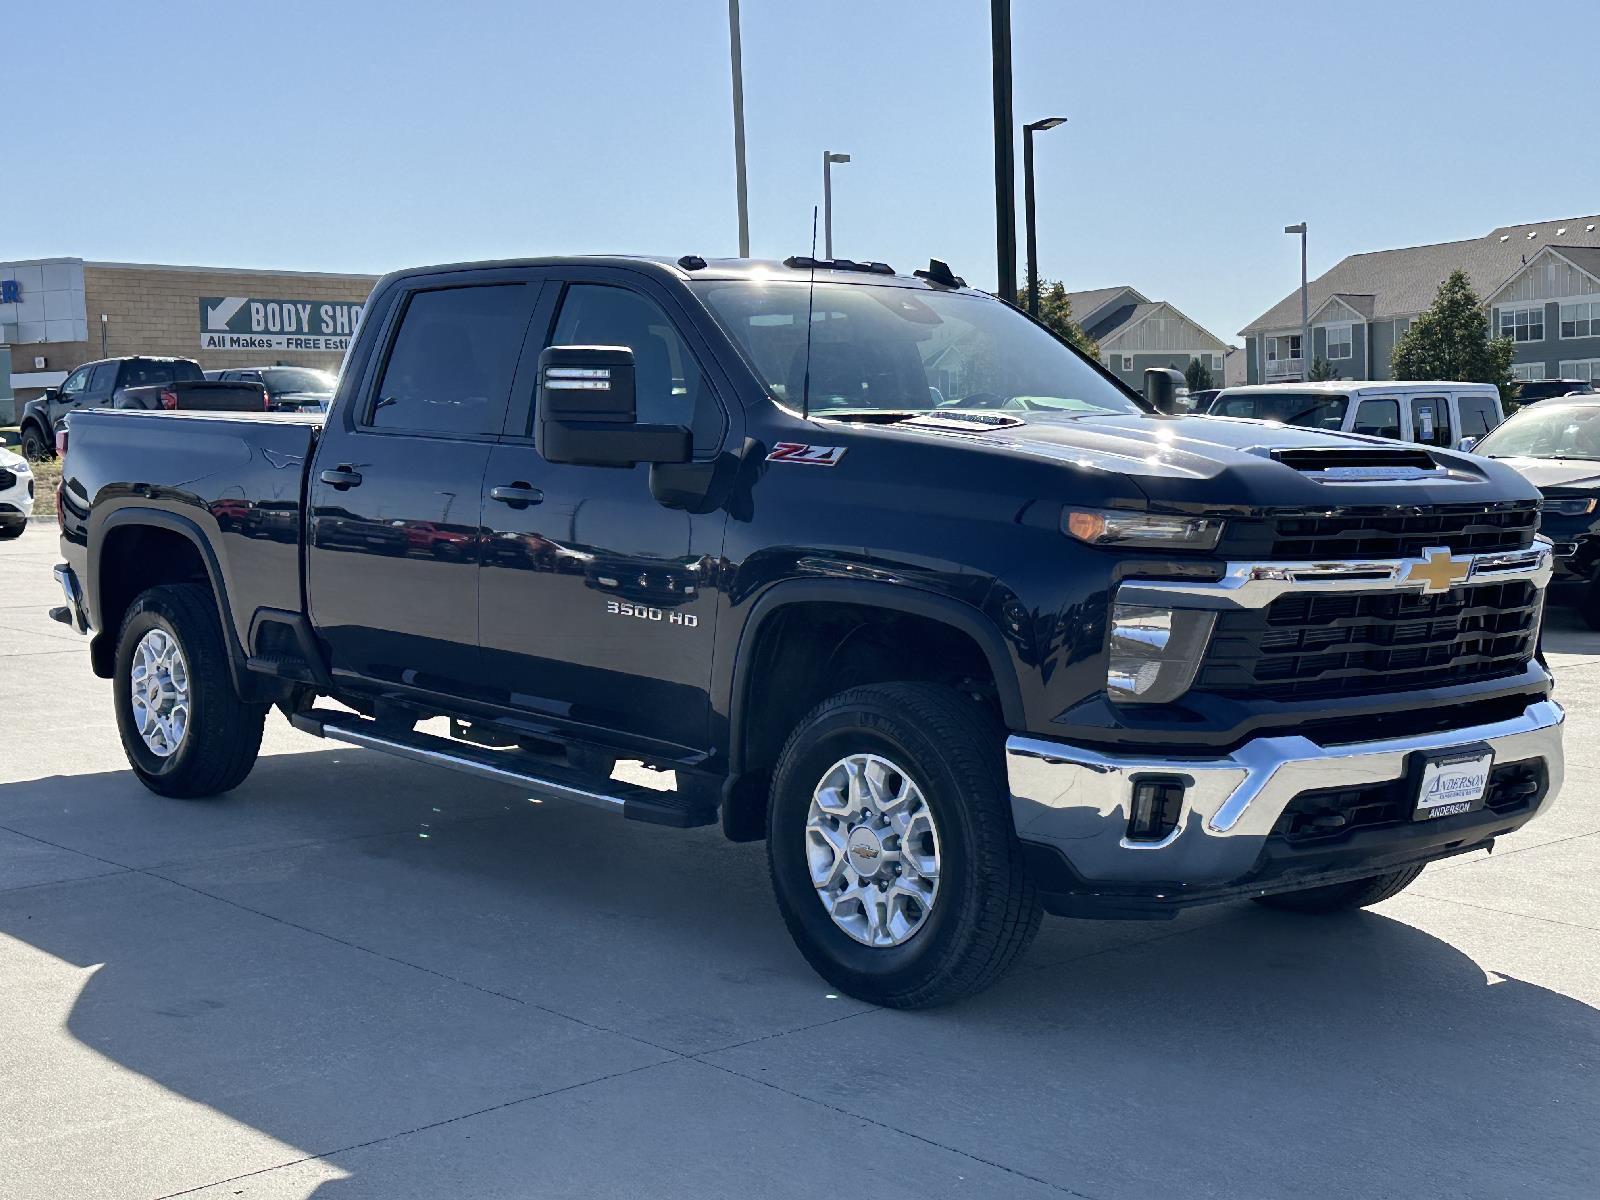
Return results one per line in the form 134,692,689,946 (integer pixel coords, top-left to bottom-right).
1225,502,1539,560
1199,579,1541,700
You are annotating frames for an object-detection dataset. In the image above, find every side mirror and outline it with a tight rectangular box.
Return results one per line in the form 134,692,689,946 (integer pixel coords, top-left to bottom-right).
42,388,60,403
535,345,691,468
1457,436,1478,454
1143,367,1185,415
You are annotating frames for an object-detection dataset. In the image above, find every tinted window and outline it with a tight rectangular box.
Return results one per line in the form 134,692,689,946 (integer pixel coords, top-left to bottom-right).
60,366,91,397
370,285,532,436
1411,396,1452,447
1353,398,1401,439
1212,392,1348,429
120,361,183,387
262,368,334,394
551,283,723,449
87,362,118,395
1457,394,1500,438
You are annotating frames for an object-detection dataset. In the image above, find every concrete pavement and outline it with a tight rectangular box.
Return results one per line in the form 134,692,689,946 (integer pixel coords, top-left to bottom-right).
1,520,1596,1199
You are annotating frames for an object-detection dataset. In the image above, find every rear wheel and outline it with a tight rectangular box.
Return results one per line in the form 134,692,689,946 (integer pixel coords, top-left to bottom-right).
767,682,1041,1008
114,583,266,798
1253,864,1425,914
0,521,24,540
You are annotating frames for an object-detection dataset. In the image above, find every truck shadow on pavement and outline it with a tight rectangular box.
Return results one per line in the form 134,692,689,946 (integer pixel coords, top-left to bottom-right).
1,748,1596,1199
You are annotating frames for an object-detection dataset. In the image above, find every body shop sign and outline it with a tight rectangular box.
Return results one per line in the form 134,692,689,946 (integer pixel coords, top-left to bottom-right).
199,296,364,351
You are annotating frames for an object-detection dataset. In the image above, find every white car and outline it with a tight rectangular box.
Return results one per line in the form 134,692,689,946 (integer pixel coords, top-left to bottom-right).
0,444,35,539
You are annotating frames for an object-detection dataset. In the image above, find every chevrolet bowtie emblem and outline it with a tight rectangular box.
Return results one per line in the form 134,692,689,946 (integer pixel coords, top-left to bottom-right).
1405,548,1472,594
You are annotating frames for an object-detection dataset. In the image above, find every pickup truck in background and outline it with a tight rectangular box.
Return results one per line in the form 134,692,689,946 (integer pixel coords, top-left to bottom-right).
49,255,1566,1007
18,355,267,458
205,366,337,412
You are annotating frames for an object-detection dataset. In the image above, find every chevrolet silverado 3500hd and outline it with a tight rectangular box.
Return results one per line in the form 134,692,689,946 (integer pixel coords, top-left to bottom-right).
50,255,1565,1006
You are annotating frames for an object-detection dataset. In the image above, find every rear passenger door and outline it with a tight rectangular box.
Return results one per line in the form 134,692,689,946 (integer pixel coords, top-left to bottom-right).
306,273,541,699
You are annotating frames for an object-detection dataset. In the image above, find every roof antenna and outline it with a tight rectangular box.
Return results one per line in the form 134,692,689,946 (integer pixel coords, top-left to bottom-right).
801,205,819,421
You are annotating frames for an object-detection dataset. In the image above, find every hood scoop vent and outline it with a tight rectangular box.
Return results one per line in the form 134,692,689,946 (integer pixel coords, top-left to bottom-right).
1270,446,1444,482
903,412,1027,432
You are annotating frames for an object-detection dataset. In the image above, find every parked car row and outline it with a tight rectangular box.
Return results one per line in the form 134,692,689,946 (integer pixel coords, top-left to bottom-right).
17,357,335,460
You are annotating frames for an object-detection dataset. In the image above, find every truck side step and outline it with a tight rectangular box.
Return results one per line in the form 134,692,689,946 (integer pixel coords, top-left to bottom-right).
288,708,717,828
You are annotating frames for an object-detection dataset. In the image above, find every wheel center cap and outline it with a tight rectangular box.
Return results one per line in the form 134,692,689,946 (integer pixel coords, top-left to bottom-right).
846,826,886,877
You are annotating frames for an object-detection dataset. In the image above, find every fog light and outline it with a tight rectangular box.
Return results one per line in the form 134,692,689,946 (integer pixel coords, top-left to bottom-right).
1128,776,1186,842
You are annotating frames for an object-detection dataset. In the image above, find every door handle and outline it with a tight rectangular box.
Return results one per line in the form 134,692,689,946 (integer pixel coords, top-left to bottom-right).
320,466,363,490
489,483,544,508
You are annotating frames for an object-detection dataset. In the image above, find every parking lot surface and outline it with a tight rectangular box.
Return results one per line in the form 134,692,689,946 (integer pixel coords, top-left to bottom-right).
2,519,1597,1200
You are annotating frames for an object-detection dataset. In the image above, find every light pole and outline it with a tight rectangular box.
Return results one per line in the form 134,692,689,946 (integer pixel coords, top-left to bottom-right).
1023,117,1066,317
991,0,1017,300
822,151,850,259
1285,222,1308,378
728,0,750,257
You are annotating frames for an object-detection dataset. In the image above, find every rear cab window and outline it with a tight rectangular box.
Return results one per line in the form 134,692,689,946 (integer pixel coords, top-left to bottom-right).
1457,393,1501,438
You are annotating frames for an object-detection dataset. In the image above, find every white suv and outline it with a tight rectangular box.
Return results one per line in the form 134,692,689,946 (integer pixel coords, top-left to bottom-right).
0,444,35,539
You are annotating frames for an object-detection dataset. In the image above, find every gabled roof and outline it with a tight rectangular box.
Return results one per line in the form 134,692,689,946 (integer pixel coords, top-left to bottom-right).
1100,300,1230,353
1241,214,1600,335
1065,285,1147,328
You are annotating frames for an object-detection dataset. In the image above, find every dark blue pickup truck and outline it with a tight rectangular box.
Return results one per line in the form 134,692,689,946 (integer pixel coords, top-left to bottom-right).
49,255,1566,1006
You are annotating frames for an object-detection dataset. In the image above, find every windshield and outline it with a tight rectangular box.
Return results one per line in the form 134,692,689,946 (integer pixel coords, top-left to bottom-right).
262,368,336,395
1209,391,1349,430
692,280,1139,417
1475,403,1600,460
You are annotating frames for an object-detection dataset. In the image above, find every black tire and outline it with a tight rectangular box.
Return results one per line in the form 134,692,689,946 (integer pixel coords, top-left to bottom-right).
767,682,1042,1009
114,583,266,798
0,521,24,540
1253,864,1425,914
19,425,52,461
1580,579,1600,632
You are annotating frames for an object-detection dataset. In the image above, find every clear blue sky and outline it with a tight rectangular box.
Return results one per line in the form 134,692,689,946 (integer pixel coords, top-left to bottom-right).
11,0,1598,342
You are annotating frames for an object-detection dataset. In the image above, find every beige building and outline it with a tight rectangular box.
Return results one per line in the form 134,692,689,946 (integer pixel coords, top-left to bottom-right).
1,257,379,419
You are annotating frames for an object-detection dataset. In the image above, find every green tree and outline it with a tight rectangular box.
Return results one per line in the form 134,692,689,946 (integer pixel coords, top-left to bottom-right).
1015,280,1099,357
1391,269,1516,402
1183,357,1214,391
1308,356,1339,381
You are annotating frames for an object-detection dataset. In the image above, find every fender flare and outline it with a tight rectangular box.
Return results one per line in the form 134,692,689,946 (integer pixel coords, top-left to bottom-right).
723,578,1025,775
88,507,248,690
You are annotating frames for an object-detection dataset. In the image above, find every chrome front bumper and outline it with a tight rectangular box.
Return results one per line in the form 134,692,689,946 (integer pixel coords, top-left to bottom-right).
1007,699,1565,889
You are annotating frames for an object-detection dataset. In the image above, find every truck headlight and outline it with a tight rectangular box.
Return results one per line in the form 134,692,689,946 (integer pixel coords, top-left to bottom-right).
1107,601,1216,704
1065,508,1223,551
1539,497,1596,516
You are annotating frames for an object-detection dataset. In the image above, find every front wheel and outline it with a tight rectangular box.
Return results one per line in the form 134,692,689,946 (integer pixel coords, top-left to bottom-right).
0,521,24,540
1253,864,1425,914
114,583,266,798
767,682,1041,1008
19,426,52,461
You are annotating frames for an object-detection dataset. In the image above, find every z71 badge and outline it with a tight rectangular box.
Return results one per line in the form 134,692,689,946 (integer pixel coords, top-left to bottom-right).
767,442,847,467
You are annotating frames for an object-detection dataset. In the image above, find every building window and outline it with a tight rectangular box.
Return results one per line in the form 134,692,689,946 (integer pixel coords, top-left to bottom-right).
1325,323,1353,359
1559,301,1600,339
1558,359,1600,383
1511,362,1546,382
1121,354,1134,372
1210,354,1223,372
1498,305,1545,342
1265,338,1278,362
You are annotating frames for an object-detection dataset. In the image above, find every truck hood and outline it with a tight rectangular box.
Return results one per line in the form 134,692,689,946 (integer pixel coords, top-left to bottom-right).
876,410,1541,510
1486,455,1600,491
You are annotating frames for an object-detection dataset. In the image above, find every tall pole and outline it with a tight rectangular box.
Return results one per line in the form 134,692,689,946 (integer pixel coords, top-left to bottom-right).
823,152,834,259
728,0,750,258
1285,222,1308,379
991,0,1017,301
1023,125,1037,316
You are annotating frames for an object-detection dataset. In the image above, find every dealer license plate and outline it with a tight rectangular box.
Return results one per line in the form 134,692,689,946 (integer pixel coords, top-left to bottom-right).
1414,749,1493,820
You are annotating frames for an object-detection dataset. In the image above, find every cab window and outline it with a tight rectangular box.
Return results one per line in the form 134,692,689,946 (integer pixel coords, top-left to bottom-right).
60,366,91,398
368,284,535,437
548,283,724,452
1410,396,1452,446
1457,393,1500,438
1353,398,1401,439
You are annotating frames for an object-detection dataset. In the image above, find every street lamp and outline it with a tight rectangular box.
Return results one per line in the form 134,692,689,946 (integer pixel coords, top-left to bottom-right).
1023,117,1067,317
728,0,750,257
1285,222,1308,379
822,151,850,259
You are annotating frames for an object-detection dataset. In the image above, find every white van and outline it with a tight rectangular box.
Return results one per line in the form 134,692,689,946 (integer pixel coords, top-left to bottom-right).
1204,381,1503,451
